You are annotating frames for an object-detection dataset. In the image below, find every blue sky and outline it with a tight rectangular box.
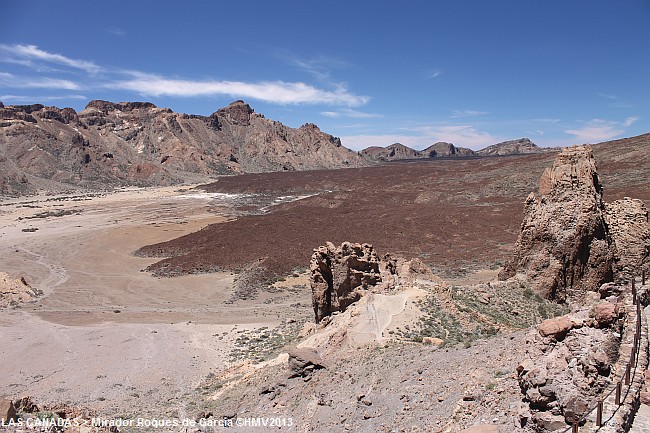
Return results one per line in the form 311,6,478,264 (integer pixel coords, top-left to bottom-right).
1,1,648,150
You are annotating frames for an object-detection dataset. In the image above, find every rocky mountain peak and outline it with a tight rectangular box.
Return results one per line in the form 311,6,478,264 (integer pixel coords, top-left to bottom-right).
477,137,546,156
215,100,254,125
539,145,601,196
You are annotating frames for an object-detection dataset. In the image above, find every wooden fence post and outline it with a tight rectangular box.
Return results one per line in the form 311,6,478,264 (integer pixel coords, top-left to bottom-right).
572,423,578,433
643,269,646,286
616,381,622,405
596,400,603,426
625,363,631,385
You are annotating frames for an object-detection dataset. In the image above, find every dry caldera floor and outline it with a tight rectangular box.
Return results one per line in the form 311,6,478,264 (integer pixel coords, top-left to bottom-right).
0,186,314,418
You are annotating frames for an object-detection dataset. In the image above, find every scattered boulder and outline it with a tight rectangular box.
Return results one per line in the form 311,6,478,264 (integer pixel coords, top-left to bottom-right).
531,411,566,431
499,145,615,303
422,336,444,346
537,315,573,339
287,347,326,380
593,302,619,327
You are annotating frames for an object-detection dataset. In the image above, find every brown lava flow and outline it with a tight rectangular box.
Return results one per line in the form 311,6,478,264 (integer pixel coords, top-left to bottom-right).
136,134,650,282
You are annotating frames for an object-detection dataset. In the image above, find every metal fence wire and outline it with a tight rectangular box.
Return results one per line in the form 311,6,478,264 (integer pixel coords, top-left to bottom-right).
553,272,647,433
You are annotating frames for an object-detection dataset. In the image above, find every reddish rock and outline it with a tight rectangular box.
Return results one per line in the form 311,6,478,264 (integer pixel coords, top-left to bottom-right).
537,316,573,339
593,302,619,326
287,347,326,380
563,394,590,424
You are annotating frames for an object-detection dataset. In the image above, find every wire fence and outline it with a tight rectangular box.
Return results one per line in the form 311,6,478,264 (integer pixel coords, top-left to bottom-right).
554,271,647,433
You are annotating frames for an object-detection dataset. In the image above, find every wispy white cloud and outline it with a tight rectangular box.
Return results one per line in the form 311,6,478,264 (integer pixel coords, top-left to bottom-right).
280,51,350,82
0,44,101,74
106,27,127,37
450,109,489,118
564,118,634,143
110,72,369,106
623,116,639,127
595,92,634,109
427,69,442,79
0,44,370,107
0,94,87,103
532,118,562,123
0,72,81,90
320,108,382,119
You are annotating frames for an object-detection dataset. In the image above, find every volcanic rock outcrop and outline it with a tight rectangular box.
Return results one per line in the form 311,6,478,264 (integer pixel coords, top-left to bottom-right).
310,242,406,323
604,198,650,279
499,145,615,303
0,272,40,308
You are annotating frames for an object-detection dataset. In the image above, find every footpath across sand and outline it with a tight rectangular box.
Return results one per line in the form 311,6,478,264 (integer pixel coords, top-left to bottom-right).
0,186,311,416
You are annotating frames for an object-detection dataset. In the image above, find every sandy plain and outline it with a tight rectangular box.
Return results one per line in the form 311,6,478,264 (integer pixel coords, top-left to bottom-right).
0,186,312,417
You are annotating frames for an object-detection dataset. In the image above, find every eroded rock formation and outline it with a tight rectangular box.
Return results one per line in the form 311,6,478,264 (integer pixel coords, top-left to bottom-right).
604,197,650,279
311,242,384,323
499,145,615,303
310,242,411,323
0,272,40,308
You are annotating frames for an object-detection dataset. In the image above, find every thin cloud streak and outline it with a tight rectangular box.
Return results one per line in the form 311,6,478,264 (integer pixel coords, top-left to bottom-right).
0,94,87,103
111,73,369,106
0,72,81,90
320,109,382,119
0,44,101,74
279,51,350,82
564,118,636,143
450,109,489,118
0,44,369,107
624,116,639,127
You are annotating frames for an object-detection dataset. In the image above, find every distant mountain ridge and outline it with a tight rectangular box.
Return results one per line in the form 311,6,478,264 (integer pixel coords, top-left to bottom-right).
360,141,475,161
476,138,559,156
360,138,559,162
0,100,367,195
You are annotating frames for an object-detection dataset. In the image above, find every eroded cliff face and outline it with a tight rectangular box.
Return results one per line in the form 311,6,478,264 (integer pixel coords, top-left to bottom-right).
604,198,650,279
499,145,614,302
310,242,387,323
0,100,367,194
